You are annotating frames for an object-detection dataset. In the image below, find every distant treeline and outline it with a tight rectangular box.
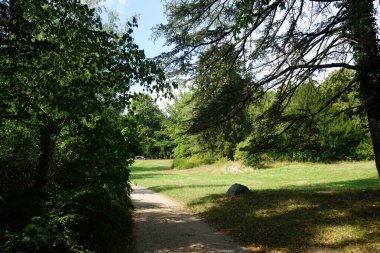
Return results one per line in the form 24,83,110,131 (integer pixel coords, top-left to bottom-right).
134,70,373,166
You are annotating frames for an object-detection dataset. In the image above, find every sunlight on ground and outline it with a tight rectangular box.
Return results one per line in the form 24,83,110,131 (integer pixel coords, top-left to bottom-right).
131,160,380,252
255,200,318,218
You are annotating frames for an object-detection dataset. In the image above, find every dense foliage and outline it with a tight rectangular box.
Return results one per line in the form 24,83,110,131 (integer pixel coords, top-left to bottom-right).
128,94,174,159
0,1,169,252
169,70,373,166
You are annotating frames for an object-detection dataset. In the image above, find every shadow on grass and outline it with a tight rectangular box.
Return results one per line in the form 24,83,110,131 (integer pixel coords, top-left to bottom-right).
131,173,176,181
148,184,228,193
130,165,172,173
306,178,379,190
189,183,380,252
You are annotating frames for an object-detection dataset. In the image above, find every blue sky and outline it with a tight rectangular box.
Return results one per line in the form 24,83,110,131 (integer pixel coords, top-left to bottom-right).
101,0,173,109
101,0,168,58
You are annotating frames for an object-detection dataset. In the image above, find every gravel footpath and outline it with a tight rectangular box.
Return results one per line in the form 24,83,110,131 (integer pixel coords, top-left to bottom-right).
131,185,249,253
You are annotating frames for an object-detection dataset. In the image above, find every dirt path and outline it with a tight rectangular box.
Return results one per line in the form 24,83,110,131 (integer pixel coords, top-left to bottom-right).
131,185,249,253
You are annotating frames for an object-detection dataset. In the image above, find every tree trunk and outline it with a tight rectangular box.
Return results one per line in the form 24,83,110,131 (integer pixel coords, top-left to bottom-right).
347,0,380,186
368,116,380,178
362,85,380,188
32,123,56,190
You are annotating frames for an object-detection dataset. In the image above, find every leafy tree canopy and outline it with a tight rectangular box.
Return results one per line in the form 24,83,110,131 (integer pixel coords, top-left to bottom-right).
157,0,380,179
0,0,173,252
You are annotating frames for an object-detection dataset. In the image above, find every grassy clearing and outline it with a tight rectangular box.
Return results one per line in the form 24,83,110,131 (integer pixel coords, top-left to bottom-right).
131,160,380,252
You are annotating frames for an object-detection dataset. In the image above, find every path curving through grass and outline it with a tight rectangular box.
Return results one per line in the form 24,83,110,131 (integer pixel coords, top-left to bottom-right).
131,160,380,252
131,185,249,252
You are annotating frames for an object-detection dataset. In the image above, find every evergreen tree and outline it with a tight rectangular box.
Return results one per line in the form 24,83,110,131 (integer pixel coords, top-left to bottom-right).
157,0,380,180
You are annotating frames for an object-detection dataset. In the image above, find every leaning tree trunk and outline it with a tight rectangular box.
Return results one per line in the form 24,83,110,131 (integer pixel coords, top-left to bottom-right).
346,0,380,186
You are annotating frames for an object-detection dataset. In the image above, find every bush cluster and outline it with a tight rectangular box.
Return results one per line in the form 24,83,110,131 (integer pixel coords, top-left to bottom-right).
172,153,216,169
0,116,134,253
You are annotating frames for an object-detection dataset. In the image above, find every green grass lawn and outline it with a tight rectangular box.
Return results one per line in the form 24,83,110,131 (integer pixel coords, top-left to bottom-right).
130,160,380,252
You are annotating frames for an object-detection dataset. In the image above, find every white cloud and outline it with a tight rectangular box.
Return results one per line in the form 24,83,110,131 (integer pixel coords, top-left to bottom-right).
99,0,131,15
119,0,126,8
100,0,131,10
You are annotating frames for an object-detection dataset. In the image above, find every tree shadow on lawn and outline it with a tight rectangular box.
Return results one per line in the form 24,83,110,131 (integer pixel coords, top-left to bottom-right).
131,173,175,180
130,164,172,173
312,178,378,189
189,180,380,252
148,184,228,193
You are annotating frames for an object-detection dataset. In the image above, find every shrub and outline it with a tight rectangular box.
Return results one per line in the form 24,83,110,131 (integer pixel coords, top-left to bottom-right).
1,213,87,253
172,157,203,169
354,137,375,160
214,157,229,167
172,153,218,169
200,153,217,164
1,182,133,253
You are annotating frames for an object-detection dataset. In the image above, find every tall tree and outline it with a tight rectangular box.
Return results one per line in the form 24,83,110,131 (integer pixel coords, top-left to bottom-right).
186,45,250,158
166,92,201,158
0,1,172,251
157,0,380,180
0,0,169,190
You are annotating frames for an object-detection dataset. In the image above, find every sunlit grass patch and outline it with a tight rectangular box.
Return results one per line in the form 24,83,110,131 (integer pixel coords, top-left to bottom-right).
131,160,380,252
314,225,365,246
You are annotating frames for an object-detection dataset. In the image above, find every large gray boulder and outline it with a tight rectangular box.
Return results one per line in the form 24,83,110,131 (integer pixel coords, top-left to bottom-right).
226,183,251,196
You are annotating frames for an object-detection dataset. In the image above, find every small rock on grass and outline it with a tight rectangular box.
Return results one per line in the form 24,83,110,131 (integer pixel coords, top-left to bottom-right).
226,183,251,196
